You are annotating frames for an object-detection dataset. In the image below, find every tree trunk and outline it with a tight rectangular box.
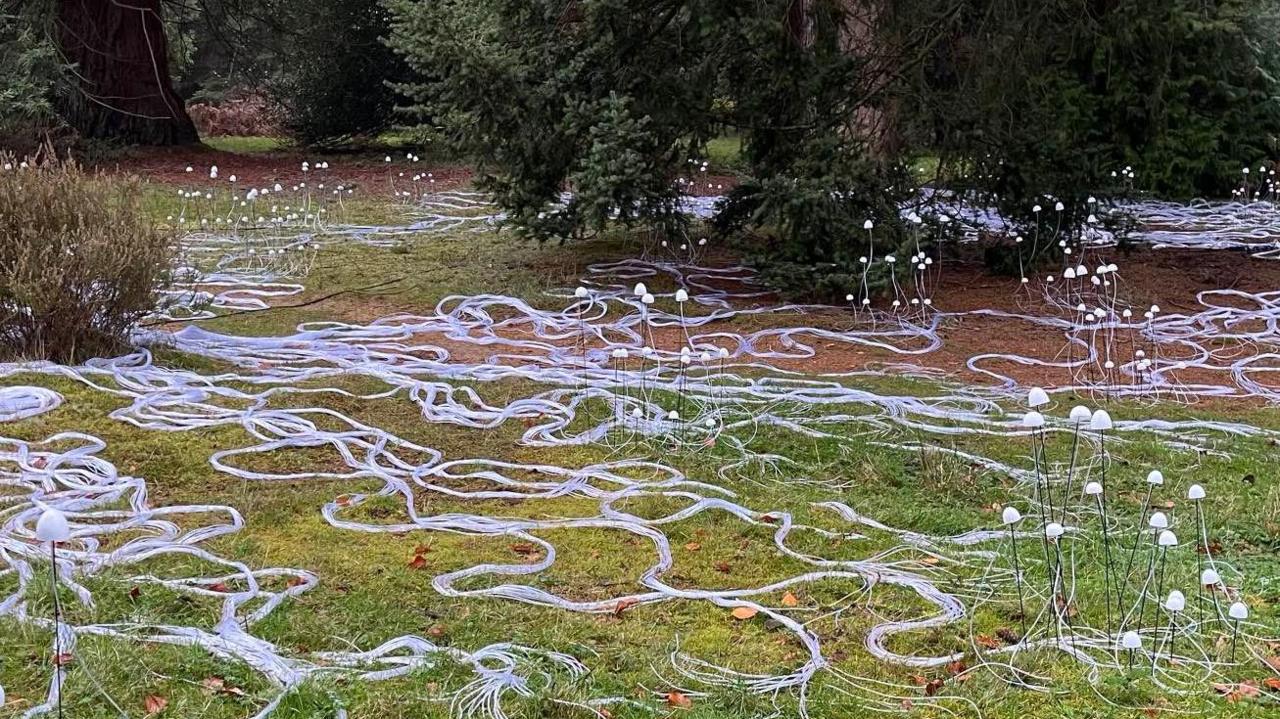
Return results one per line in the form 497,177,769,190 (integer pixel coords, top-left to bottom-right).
841,1,901,162
55,0,199,145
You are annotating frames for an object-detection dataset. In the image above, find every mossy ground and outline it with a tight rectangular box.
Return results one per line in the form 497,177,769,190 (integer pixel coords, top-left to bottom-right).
2,170,1279,719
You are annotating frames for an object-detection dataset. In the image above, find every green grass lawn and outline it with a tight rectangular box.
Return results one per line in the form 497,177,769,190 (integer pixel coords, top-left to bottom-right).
2,178,1279,719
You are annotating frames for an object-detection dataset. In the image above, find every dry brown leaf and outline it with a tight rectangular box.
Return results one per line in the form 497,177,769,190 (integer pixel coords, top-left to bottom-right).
666,691,693,709
613,598,639,617
975,634,1000,650
408,554,428,570
414,543,431,555
427,625,445,637
731,606,759,620
1262,677,1280,692
52,653,73,667
1264,655,1280,672
511,542,537,556
286,575,306,588
781,591,799,607
209,582,229,593
143,695,168,715
714,561,731,573
920,556,940,565
996,627,1021,645
683,542,701,552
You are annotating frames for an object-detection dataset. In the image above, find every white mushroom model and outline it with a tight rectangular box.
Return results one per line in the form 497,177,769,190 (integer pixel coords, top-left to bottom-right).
35,508,71,542
1121,631,1142,649
1027,387,1050,408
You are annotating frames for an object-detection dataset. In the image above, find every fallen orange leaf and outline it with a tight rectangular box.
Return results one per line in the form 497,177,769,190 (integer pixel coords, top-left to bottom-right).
666,691,693,709
144,695,168,715
731,606,759,620
781,591,799,607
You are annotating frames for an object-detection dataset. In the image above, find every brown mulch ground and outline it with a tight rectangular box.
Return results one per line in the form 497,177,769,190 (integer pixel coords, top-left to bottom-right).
113,146,1280,396
296,246,1280,397
98,145,736,198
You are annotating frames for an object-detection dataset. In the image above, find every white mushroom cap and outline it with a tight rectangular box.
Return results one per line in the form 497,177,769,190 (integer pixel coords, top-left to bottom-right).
1146,470,1164,485
633,282,647,296
1084,481,1103,496
1027,387,1050,407
1045,522,1065,539
1089,409,1113,431
1228,601,1249,620
1164,590,1186,612
1121,630,1142,649
1022,411,1045,429
1187,484,1205,500
1200,568,1221,586
1069,405,1092,422
1157,530,1178,547
1148,511,1168,529
1001,507,1023,525
574,287,588,298
35,508,71,542
674,289,689,303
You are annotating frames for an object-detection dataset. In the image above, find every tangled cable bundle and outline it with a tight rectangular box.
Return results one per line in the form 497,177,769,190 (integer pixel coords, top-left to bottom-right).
2,185,1279,717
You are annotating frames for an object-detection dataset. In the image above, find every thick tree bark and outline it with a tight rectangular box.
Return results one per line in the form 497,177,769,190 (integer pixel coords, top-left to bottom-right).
55,0,199,145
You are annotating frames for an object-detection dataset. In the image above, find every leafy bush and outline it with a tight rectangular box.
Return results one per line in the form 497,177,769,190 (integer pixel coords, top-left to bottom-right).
188,90,283,137
901,0,1280,201
0,6,66,151
270,0,407,147
388,1,924,261
0,156,176,362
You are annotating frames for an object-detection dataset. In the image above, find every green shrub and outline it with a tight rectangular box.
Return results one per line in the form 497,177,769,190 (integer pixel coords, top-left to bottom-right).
0,155,176,362
0,6,66,151
901,0,1280,200
270,0,407,147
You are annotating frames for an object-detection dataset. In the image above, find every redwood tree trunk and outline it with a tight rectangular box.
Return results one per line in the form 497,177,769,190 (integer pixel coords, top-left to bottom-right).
55,0,199,145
